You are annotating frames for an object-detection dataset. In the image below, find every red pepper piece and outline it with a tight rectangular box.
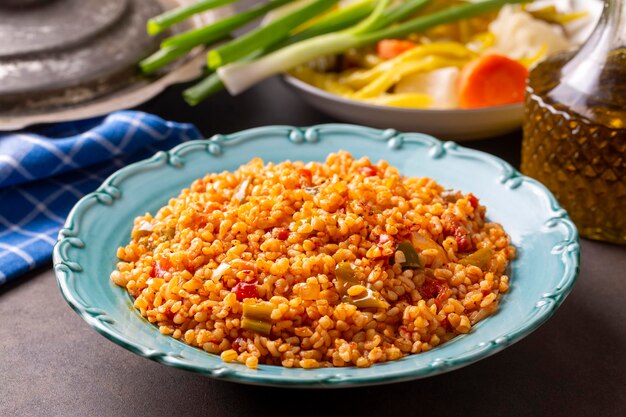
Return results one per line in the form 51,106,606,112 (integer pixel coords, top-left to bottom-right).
358,166,379,177
232,282,259,301
151,258,172,278
272,227,289,240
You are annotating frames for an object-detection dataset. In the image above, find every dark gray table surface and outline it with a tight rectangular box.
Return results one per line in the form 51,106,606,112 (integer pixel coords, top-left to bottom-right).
1,79,625,417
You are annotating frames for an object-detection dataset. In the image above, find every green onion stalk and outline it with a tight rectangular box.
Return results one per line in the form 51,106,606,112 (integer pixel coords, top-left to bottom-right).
183,0,382,106
161,0,294,50
147,0,239,35
218,0,526,95
140,0,297,74
286,0,377,44
139,45,192,75
207,0,339,69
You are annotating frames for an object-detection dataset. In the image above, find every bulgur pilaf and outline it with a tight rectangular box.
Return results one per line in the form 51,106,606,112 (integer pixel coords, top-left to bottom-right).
111,151,514,369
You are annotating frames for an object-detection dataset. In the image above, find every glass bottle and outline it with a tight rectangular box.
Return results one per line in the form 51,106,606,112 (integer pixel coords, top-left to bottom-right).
521,0,626,244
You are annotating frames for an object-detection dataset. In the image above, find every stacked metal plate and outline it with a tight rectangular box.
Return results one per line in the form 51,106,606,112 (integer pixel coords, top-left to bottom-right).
0,0,209,129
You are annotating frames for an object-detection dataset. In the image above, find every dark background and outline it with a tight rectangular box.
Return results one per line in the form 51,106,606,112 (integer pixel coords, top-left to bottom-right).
1,79,625,417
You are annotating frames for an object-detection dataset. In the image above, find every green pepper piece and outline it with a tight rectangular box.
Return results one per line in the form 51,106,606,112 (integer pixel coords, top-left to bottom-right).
342,288,390,310
242,302,274,321
336,262,389,309
335,262,358,295
410,232,449,264
396,241,423,269
241,317,272,335
459,247,493,269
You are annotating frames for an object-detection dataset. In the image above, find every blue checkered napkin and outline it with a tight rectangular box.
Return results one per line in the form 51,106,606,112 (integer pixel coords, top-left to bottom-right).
0,111,202,285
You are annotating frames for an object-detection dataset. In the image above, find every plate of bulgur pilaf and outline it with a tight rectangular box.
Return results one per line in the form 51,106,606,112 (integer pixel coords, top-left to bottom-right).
54,124,579,387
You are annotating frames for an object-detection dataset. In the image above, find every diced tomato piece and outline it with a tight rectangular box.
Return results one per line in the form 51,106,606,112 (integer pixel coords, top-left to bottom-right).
420,279,439,299
420,279,449,308
440,317,452,330
232,337,246,353
468,193,479,209
436,291,449,308
444,220,472,252
299,169,313,186
232,282,258,301
272,227,290,240
358,166,379,177
151,258,171,278
455,234,471,252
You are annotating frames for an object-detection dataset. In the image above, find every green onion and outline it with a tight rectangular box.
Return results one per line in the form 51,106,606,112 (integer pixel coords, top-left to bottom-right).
162,0,294,50
184,0,375,104
261,0,313,24
287,0,376,44
344,0,391,35
183,49,265,105
376,0,431,29
218,0,524,95
139,45,191,75
358,0,522,44
183,74,222,105
147,0,238,36
207,0,338,70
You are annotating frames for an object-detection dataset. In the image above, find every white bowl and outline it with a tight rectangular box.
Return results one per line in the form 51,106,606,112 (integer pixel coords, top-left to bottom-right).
283,74,524,141
282,0,602,141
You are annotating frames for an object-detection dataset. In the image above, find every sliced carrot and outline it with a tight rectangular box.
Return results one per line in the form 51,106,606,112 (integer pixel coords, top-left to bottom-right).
457,54,529,109
376,39,417,60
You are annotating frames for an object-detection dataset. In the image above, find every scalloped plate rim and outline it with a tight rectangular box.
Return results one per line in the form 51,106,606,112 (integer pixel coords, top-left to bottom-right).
53,123,580,388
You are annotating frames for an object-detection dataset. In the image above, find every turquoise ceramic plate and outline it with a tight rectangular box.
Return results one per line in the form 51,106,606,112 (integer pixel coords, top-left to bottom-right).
54,124,579,387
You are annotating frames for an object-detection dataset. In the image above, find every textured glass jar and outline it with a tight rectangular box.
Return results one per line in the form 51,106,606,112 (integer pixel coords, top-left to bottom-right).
521,0,626,244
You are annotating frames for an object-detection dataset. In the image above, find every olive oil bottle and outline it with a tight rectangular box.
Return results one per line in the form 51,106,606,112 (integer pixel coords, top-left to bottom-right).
522,0,626,244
